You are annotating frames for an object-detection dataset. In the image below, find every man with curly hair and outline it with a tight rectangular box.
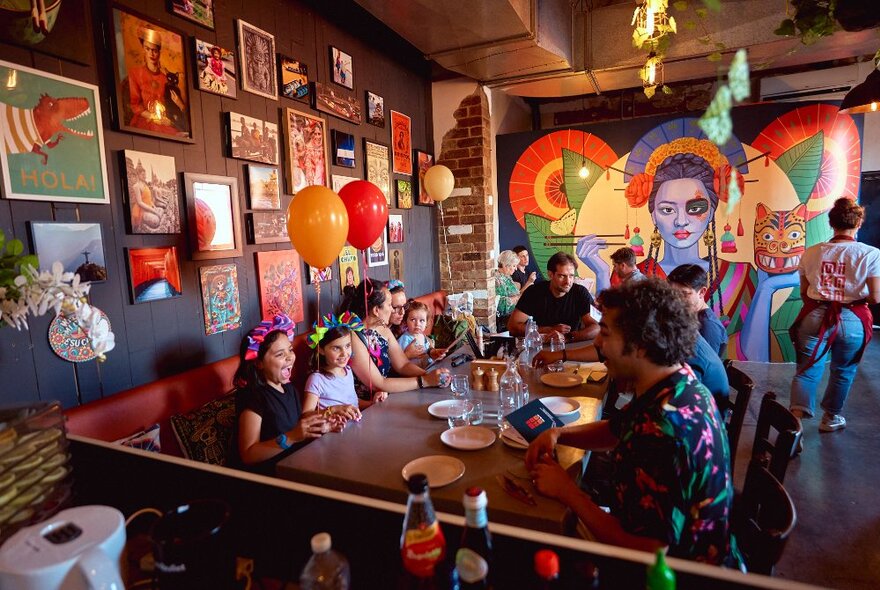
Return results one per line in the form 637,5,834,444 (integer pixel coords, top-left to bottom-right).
526,279,743,568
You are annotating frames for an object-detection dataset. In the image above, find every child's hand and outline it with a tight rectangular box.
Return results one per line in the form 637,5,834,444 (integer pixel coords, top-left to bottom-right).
404,341,426,359
327,404,362,422
372,390,389,403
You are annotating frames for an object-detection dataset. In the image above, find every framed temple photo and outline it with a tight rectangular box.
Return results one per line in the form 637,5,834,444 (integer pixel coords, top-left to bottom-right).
330,46,353,90
228,112,279,165
183,173,243,260
122,150,181,234
366,91,384,127
195,38,236,98
364,139,391,205
29,222,107,283
285,108,328,193
169,0,214,29
279,55,309,101
126,246,182,304
108,4,193,142
390,110,412,175
332,130,355,168
415,150,434,206
237,19,277,99
0,60,109,204
199,264,242,335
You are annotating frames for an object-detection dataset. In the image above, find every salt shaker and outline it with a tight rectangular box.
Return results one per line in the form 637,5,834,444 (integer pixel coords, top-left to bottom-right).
471,366,485,391
485,367,500,392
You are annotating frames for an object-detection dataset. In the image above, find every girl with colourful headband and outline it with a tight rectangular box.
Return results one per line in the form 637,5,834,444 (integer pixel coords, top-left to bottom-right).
303,313,372,418
232,314,330,472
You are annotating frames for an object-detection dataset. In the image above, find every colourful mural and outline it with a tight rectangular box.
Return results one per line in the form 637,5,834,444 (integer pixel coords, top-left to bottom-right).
500,104,862,362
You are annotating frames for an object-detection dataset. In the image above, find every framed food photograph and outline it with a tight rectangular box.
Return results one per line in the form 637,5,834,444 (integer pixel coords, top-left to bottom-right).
366,91,384,127
169,0,214,29
331,174,359,193
126,246,183,304
330,46,353,90
396,179,413,209
415,150,435,206
388,214,404,244
108,4,193,142
199,264,241,335
256,249,304,323
285,108,328,193
313,81,362,124
338,245,359,290
183,173,243,260
195,38,236,98
122,150,181,234
237,19,277,99
332,130,355,168
250,211,289,244
247,165,280,210
390,248,404,282
228,111,279,165
0,60,109,204
279,55,309,101
366,228,388,268
364,139,391,205
390,110,412,175
308,265,333,284
29,222,107,283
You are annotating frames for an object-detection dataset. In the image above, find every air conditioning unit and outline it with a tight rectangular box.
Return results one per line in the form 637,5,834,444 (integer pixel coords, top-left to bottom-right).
759,63,872,102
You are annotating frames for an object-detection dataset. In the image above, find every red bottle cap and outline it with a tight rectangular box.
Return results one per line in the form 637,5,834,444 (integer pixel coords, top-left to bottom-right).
534,549,560,580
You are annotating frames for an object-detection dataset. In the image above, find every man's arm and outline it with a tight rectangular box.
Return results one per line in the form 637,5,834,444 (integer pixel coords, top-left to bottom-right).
507,308,529,336
570,312,599,341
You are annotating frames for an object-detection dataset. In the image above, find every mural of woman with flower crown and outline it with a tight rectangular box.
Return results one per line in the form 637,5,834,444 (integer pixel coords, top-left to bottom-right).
499,104,862,362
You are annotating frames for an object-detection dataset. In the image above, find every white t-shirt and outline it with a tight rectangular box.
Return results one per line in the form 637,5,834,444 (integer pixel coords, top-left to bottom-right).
304,367,358,408
799,241,880,303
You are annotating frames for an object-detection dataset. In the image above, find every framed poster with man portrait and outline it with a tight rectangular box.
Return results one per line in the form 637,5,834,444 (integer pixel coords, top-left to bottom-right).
390,110,412,175
109,4,193,142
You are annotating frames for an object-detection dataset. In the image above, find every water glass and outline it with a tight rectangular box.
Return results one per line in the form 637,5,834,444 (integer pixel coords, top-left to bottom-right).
468,400,484,425
450,374,470,400
550,332,565,354
548,360,565,373
448,400,472,429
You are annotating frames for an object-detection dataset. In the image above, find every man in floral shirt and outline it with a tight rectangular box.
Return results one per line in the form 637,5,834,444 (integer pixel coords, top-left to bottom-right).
527,279,744,569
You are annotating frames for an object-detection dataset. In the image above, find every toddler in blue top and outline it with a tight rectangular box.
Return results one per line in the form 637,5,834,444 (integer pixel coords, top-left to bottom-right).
397,300,434,362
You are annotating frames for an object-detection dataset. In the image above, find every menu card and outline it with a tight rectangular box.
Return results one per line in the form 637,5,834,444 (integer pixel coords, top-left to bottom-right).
505,399,564,443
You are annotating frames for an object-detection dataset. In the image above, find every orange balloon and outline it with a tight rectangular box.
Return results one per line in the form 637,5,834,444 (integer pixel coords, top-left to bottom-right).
424,165,455,202
286,186,349,268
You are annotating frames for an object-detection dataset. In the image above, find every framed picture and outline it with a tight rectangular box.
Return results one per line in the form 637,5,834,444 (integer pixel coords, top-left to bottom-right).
122,150,181,234
250,211,289,244
279,55,309,101
247,165,280,210
330,46,353,90
313,81,362,125
108,4,193,142
390,110,412,175
195,38,236,98
332,174,359,193
308,265,333,284
396,179,413,209
390,248,404,282
332,130,355,168
29,222,107,282
183,173,243,260
255,250,304,323
0,60,109,204
285,108,328,193
170,0,214,29
199,264,241,335
126,246,182,304
237,19,277,99
415,150,435,206
388,214,404,244
0,0,94,66
366,91,384,127
367,228,388,268
364,140,391,205
228,111,279,165
338,245,359,290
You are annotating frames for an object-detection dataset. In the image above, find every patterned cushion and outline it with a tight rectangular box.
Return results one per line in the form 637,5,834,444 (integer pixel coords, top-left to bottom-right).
170,394,236,465
114,423,161,453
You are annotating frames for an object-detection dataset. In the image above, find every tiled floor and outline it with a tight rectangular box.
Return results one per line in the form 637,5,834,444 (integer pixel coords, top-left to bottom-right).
730,338,880,589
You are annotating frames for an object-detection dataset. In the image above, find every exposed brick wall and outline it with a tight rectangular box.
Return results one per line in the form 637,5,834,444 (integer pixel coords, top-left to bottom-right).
436,88,497,329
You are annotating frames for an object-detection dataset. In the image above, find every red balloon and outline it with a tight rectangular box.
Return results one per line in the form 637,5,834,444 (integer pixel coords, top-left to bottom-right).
338,180,389,250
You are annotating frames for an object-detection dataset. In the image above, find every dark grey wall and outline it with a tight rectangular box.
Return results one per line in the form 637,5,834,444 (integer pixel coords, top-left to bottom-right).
0,0,438,408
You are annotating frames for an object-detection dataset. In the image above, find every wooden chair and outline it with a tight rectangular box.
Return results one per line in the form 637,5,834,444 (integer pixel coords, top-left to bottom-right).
752,392,803,484
734,461,798,575
723,360,755,476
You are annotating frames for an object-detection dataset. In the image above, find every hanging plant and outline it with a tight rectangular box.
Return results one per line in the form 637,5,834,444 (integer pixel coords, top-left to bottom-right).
774,0,838,45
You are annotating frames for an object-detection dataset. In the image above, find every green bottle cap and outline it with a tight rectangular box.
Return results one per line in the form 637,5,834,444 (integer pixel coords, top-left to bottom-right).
646,549,676,590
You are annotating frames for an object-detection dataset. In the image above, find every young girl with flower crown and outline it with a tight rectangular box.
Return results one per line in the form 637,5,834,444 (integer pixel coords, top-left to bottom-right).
303,313,373,421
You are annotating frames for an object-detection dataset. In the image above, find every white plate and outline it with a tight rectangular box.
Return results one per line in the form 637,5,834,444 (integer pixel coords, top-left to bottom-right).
401,455,465,488
540,372,582,388
542,396,581,424
427,399,461,419
440,426,496,451
500,427,528,450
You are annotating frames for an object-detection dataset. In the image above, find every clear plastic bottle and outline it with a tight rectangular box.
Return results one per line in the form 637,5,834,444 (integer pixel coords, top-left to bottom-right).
300,532,351,590
499,355,522,426
401,474,446,580
451,487,493,589
521,317,543,377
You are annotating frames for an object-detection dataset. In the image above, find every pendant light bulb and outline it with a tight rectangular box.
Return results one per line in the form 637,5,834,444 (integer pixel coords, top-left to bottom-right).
646,59,656,86
579,164,589,179
645,4,655,37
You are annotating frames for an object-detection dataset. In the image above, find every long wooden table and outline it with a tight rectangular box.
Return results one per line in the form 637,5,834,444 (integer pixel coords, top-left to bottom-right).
276,361,606,534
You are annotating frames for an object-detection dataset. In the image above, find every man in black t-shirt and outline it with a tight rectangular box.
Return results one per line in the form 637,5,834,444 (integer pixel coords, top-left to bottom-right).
511,245,536,290
508,252,598,342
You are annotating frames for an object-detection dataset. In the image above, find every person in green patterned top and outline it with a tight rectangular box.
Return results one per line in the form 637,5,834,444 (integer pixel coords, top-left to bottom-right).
526,279,744,569
495,250,520,330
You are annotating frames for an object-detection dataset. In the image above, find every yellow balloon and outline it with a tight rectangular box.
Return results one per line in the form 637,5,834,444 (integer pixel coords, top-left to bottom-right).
286,186,349,268
424,165,455,202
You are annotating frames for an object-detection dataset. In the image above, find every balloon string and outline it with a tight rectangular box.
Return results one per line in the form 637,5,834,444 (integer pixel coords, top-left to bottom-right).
438,201,454,300
315,281,321,374
360,248,374,397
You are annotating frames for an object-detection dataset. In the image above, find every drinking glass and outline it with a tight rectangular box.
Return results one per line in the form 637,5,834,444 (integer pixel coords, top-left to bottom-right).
450,374,470,400
468,400,483,425
447,400,472,429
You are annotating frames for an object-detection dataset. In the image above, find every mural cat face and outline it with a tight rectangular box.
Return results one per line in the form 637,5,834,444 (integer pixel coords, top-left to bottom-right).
753,202,806,274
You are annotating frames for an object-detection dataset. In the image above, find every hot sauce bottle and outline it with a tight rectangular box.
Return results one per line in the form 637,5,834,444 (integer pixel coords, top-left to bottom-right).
401,473,447,581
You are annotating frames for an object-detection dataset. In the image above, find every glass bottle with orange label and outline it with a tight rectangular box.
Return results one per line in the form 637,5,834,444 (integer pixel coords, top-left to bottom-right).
401,473,446,586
